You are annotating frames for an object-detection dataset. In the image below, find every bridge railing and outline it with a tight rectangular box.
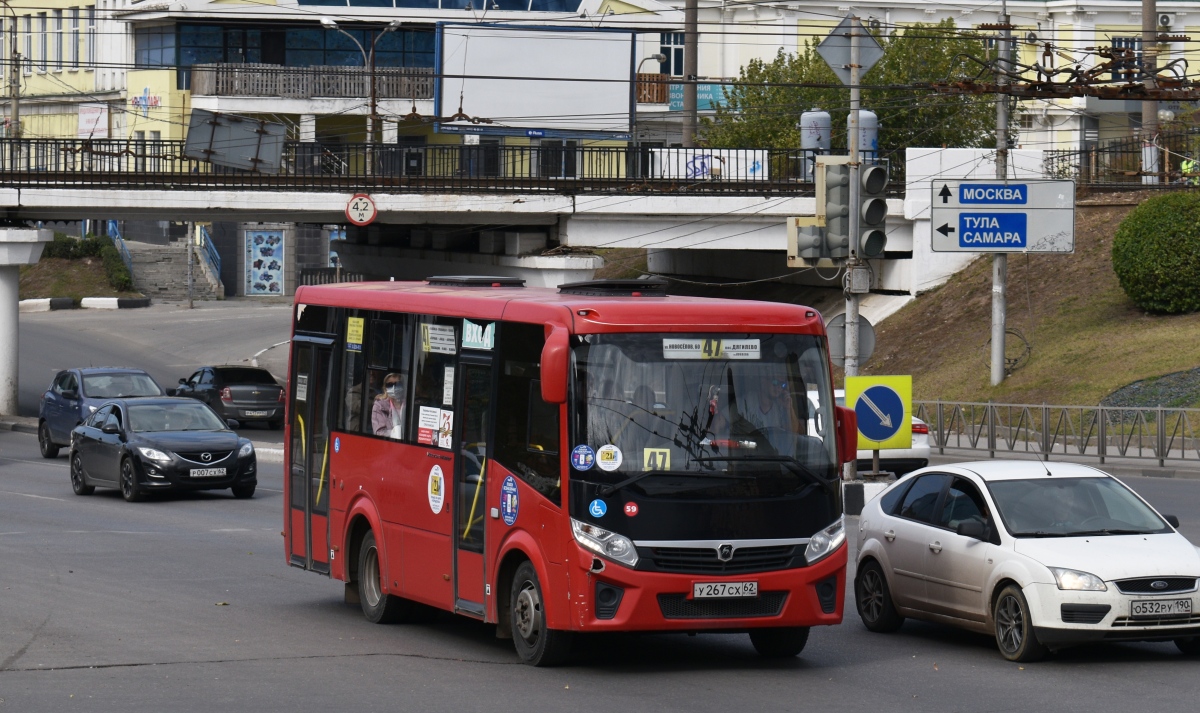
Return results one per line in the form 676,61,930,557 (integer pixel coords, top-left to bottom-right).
190,64,436,100
915,400,1200,467
0,138,864,194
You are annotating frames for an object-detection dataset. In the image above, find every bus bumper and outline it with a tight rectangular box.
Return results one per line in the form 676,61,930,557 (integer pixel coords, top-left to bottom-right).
567,542,847,632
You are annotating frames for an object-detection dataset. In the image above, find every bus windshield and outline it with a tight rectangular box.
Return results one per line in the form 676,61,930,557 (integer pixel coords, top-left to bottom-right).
571,332,838,499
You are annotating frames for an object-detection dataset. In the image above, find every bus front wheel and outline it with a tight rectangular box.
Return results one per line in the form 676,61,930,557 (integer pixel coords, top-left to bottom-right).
357,531,414,624
510,561,571,666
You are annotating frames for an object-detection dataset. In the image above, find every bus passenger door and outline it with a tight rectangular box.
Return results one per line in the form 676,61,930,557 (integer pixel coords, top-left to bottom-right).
454,356,493,617
288,338,335,574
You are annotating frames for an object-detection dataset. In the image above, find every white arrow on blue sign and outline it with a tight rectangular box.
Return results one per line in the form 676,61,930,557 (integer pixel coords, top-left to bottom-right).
930,179,1075,253
854,385,904,442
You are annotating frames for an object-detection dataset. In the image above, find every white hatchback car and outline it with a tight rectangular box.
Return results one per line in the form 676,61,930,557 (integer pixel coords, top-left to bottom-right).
855,461,1200,661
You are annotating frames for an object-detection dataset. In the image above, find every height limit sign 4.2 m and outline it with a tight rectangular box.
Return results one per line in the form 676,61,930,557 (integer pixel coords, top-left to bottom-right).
346,193,377,227
929,180,1075,253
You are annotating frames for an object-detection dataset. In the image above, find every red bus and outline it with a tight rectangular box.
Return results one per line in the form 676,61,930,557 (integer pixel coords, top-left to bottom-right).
284,277,858,665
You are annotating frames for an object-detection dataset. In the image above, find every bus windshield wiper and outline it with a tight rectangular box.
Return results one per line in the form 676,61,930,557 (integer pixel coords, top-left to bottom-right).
596,469,753,496
694,455,835,495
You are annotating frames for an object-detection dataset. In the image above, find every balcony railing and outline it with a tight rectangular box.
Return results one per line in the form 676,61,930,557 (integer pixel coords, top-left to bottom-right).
637,73,669,104
0,139,849,194
1044,127,1200,188
190,64,436,100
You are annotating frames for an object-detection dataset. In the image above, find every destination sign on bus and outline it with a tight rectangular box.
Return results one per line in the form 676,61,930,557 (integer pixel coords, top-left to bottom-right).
662,338,760,360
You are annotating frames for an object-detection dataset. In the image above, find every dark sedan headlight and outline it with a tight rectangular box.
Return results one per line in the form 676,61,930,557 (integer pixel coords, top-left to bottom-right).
137,447,172,463
239,442,254,458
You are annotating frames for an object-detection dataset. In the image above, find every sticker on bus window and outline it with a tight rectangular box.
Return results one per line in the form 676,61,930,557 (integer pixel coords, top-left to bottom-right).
588,499,607,517
442,367,454,405
462,319,495,350
421,324,457,354
501,475,519,526
437,410,453,449
346,317,364,352
596,444,622,472
417,406,440,445
295,374,308,402
428,465,445,514
571,445,595,471
643,448,671,471
661,338,760,360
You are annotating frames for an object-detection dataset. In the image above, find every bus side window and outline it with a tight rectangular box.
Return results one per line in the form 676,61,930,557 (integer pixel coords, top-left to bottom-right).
409,315,458,447
366,311,413,440
496,323,561,504
342,310,367,432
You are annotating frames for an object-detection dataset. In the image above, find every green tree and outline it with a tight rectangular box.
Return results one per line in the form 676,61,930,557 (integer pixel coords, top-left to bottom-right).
701,20,999,153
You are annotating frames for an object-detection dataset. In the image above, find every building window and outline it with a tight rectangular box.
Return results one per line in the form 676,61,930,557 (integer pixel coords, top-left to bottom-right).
135,26,176,67
660,32,684,77
53,10,62,71
1111,37,1141,83
1019,114,1034,130
37,13,46,72
86,6,95,68
22,15,30,74
70,8,79,69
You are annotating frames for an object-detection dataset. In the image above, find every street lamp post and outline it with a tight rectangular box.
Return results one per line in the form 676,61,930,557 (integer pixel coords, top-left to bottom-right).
320,18,402,173
632,53,666,178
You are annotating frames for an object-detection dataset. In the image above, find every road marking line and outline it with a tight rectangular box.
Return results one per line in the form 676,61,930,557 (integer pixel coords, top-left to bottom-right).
0,490,65,501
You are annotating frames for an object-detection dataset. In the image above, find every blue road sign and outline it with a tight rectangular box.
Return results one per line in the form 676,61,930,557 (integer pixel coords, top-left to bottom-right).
854,385,904,442
958,212,1027,248
958,184,1028,204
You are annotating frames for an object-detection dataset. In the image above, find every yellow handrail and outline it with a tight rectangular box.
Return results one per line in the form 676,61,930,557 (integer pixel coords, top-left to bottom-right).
462,456,487,541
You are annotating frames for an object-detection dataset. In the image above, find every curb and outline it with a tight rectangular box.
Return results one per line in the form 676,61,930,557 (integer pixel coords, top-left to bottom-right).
19,297,151,311
254,446,285,464
0,418,40,435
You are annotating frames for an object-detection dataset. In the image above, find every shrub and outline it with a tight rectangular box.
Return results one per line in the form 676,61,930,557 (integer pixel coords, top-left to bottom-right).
40,232,134,292
99,243,134,292
1111,192,1200,314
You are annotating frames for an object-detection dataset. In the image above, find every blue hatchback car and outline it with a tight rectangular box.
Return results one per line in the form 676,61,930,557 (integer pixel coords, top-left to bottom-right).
39,368,165,458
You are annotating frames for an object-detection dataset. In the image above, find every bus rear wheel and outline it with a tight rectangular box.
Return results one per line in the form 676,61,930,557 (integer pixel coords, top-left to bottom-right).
357,531,414,624
749,626,810,658
510,561,571,666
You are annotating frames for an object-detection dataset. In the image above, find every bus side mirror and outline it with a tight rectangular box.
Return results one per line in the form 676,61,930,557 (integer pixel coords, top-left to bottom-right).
540,326,569,404
835,406,858,466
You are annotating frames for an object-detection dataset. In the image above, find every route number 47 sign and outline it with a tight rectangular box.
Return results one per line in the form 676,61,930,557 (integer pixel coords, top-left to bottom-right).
346,194,377,226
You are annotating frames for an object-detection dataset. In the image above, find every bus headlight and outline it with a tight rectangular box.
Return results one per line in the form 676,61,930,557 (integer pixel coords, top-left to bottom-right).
805,516,846,565
571,518,638,568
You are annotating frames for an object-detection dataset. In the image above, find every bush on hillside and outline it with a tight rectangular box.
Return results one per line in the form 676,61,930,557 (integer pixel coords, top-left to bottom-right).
1111,192,1200,314
41,233,134,292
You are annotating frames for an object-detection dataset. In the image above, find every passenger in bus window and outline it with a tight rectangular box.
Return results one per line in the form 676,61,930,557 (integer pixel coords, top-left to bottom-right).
372,373,406,439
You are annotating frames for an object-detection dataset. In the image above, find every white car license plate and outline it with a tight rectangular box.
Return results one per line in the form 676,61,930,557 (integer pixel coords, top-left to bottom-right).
693,581,758,599
190,468,227,478
1131,599,1192,618
244,410,269,417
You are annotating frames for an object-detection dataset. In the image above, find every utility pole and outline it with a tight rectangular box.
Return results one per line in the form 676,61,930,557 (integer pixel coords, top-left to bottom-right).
990,3,1011,386
187,221,194,310
1142,0,1158,183
844,19,862,379
682,0,697,147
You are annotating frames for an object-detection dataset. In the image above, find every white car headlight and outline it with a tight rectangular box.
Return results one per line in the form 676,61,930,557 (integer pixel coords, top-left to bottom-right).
137,447,172,463
805,515,846,564
1050,567,1107,591
239,442,254,458
571,518,638,568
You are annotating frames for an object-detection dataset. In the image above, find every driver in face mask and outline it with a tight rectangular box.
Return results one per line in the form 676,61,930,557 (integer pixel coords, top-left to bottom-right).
372,373,406,439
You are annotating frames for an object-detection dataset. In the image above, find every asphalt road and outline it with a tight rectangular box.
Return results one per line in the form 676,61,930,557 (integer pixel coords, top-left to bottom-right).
17,301,293,444
2,429,1199,712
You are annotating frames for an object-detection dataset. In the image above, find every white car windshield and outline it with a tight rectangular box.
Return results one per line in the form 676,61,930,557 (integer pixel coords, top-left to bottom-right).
988,477,1170,537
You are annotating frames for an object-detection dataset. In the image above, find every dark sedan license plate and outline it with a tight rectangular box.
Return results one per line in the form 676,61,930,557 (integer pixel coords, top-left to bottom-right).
191,468,227,478
693,581,758,599
243,410,270,417
1131,599,1192,618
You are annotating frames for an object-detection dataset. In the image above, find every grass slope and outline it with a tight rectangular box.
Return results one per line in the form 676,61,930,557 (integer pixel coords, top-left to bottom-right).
862,197,1200,407
19,257,143,302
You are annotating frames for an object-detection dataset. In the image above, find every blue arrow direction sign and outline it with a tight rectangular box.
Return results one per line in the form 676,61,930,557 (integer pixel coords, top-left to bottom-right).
958,212,1026,248
854,385,904,442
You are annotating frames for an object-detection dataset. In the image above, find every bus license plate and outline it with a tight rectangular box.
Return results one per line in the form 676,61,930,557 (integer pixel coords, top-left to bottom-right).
693,581,758,599
1131,599,1192,618
191,468,227,478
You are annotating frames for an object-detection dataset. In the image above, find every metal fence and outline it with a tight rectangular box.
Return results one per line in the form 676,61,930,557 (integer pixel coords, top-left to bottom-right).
915,401,1200,467
1044,127,1200,188
299,268,368,286
0,139,831,194
191,64,436,100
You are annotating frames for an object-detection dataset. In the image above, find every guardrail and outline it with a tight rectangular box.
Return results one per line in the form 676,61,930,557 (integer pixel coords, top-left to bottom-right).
0,139,882,195
1044,127,1200,188
198,225,221,276
915,401,1200,467
105,219,133,273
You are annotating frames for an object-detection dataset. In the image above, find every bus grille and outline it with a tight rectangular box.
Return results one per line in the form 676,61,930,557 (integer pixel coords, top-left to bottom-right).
642,545,799,575
657,592,787,619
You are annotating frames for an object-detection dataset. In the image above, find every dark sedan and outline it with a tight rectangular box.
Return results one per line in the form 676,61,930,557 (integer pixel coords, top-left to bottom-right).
68,398,257,502
172,366,284,429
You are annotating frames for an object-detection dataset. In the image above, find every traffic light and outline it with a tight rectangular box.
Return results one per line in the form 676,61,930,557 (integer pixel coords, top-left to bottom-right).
822,163,851,260
858,164,888,259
